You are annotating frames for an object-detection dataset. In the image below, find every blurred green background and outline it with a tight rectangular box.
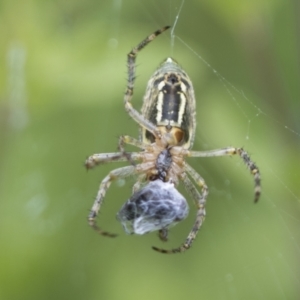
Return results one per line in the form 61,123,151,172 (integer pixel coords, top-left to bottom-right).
1,0,299,299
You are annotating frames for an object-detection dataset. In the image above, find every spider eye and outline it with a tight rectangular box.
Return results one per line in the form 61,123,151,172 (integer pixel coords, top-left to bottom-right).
116,180,189,235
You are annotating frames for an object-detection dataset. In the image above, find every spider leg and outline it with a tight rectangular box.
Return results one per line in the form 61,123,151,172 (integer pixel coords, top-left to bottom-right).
88,165,137,237
88,161,155,237
124,26,170,138
119,135,150,150
188,147,261,202
86,135,150,170
132,174,146,194
152,170,208,254
85,152,142,169
118,135,150,166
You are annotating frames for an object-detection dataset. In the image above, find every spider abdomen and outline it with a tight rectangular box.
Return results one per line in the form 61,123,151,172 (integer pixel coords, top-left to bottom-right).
141,58,196,149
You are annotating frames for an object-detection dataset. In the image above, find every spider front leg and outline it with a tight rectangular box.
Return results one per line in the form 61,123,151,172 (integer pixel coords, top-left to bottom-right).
188,147,261,202
118,135,150,151
132,174,146,194
86,135,148,170
118,135,150,165
88,165,137,237
89,160,156,237
124,26,170,138
152,170,208,254
85,152,142,169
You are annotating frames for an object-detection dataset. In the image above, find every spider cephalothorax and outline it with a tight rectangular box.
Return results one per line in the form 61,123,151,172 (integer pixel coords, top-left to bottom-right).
85,26,261,254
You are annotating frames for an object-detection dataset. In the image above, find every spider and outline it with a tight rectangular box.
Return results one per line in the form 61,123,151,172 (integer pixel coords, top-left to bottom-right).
85,26,261,254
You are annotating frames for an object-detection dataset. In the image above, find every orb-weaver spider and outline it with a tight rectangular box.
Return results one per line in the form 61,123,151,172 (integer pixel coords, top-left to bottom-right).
85,26,261,254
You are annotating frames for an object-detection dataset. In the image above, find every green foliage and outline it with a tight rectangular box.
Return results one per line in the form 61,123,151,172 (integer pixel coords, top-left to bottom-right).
0,0,299,299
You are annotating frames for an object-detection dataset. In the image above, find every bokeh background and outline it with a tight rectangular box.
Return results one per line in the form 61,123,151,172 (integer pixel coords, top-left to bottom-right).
1,0,299,299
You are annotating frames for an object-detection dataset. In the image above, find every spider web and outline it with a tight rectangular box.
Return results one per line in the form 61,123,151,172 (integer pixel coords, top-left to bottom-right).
2,1,299,300
106,0,300,299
